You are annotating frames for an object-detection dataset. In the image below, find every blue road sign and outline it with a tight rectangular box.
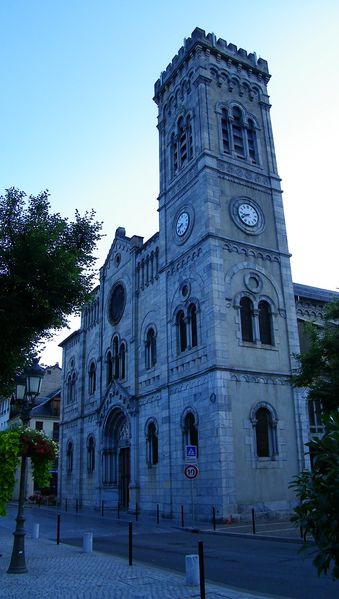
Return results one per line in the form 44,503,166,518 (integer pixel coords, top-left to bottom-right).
185,445,197,462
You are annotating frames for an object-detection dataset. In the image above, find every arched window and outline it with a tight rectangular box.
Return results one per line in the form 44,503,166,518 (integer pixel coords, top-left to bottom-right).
120,343,126,379
88,362,96,395
69,373,76,403
145,328,157,369
221,108,230,154
183,411,199,456
171,132,178,176
258,300,273,345
66,441,73,473
231,106,245,159
177,310,187,352
87,436,95,473
171,114,194,177
188,304,198,348
113,336,119,379
240,297,254,342
246,119,258,164
146,421,158,466
67,374,72,404
252,406,278,458
186,114,193,163
106,351,113,386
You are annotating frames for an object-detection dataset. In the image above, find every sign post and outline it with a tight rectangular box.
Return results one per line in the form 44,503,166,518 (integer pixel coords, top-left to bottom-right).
184,463,199,526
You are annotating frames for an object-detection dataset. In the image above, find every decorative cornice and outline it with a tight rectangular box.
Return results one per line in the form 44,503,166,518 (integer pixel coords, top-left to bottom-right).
217,160,271,189
223,241,280,263
166,247,202,277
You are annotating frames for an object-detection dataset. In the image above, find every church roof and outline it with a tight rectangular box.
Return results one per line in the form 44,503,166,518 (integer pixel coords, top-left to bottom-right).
293,283,339,303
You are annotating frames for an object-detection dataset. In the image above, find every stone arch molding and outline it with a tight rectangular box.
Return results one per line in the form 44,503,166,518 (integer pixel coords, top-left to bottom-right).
169,275,204,317
249,401,278,426
140,309,159,341
144,417,159,437
180,405,199,428
224,262,284,311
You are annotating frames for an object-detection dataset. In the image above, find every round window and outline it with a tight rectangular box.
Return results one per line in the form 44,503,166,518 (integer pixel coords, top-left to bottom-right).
109,283,126,324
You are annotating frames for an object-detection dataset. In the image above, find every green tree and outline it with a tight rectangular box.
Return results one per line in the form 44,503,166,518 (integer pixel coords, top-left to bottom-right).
0,187,102,396
291,298,339,579
295,299,339,415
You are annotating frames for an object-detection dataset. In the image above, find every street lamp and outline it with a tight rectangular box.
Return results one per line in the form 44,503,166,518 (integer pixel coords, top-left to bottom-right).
7,360,44,574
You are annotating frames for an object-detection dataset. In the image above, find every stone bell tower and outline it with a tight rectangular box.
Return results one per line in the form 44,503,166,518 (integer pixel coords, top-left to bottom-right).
153,28,308,514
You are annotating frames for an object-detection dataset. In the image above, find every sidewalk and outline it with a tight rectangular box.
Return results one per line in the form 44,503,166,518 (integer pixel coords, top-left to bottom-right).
0,525,277,599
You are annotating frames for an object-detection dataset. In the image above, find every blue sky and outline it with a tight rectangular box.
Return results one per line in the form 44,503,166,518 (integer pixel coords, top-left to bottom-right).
1,0,338,364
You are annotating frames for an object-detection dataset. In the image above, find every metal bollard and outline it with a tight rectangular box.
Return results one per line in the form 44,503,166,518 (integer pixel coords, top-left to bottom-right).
198,541,206,599
128,522,133,566
212,506,216,531
181,505,184,528
101,499,104,517
251,508,256,535
56,514,61,545
156,504,160,525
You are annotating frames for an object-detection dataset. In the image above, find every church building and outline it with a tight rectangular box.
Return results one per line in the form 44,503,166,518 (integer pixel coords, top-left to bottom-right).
58,28,335,519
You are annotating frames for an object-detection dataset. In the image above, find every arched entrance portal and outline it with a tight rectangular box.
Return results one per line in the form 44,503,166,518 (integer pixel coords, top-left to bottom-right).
102,407,130,509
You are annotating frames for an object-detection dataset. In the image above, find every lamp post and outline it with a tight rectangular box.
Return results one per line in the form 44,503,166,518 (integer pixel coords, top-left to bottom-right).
7,360,44,574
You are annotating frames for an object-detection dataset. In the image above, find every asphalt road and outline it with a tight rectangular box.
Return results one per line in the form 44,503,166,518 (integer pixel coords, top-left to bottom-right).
2,505,337,599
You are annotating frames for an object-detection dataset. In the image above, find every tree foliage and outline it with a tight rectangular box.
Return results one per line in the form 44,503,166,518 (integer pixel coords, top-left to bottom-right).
0,187,102,395
291,298,339,579
290,413,339,579
293,299,339,415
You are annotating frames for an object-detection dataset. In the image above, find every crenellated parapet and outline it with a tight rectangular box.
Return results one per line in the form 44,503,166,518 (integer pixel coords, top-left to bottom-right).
154,27,270,103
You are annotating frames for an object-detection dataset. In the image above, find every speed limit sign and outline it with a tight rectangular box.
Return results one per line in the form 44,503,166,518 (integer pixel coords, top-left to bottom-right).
184,464,199,480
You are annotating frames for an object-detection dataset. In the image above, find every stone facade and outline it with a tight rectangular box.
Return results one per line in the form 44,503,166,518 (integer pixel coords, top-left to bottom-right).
58,28,337,519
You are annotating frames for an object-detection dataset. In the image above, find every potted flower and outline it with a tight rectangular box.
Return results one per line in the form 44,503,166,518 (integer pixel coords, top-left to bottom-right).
0,427,58,515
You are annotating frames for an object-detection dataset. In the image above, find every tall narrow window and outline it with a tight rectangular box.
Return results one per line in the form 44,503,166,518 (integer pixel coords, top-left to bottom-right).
258,300,273,345
240,297,254,342
186,114,193,162
251,404,278,459
66,441,73,473
113,336,119,379
171,132,178,176
231,107,245,159
89,362,96,395
178,117,187,167
52,422,60,442
177,310,187,352
221,108,230,153
183,412,199,456
146,421,158,466
145,328,157,369
255,408,270,457
70,373,76,402
247,119,258,164
106,351,113,386
308,399,324,434
188,304,198,348
87,436,95,473
67,375,72,404
120,343,126,379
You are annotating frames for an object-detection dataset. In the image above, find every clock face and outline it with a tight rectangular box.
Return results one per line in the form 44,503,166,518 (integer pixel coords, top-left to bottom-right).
238,203,259,227
176,212,190,237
